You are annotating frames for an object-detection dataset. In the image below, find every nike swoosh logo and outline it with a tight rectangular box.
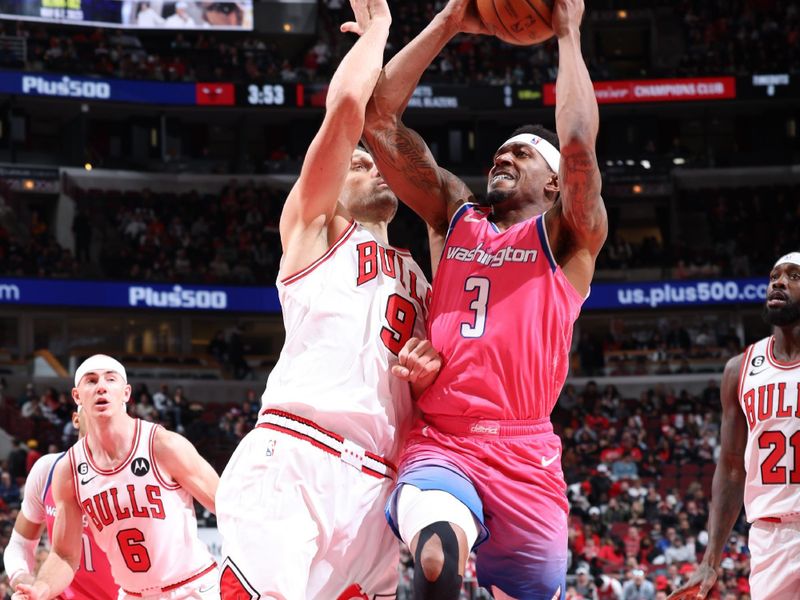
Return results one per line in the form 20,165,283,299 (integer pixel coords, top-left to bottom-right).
198,584,216,593
464,214,482,223
541,453,559,467
749,369,769,376
80,475,98,485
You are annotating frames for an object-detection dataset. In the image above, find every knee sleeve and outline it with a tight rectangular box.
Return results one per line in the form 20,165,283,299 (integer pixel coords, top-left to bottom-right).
413,521,463,600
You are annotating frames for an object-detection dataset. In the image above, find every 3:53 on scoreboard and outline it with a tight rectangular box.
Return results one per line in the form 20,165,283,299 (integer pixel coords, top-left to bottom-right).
238,83,305,107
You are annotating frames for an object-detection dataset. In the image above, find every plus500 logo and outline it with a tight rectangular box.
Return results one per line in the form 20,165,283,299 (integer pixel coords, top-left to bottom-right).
128,286,227,310
22,75,111,99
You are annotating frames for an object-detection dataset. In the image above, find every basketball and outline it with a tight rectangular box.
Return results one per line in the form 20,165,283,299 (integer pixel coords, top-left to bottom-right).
476,0,554,46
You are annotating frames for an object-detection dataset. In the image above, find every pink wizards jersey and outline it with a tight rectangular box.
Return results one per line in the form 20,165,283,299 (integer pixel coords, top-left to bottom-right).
67,420,215,594
738,336,800,521
22,453,118,600
418,204,585,420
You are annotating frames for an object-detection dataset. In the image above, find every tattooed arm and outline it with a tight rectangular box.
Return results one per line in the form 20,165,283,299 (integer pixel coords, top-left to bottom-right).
547,0,607,297
363,0,486,234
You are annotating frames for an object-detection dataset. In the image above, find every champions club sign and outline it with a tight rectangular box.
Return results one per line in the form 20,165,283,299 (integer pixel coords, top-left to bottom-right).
544,76,737,106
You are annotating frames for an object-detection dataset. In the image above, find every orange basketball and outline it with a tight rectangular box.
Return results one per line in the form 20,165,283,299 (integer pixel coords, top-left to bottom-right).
476,0,554,46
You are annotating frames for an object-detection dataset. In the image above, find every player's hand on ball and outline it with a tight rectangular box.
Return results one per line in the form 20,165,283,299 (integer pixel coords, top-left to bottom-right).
667,564,717,600
392,337,442,389
551,0,585,38
340,0,391,36
441,0,492,36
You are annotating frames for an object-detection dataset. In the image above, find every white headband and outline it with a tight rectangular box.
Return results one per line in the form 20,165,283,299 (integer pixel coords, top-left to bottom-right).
500,134,561,173
74,354,127,387
774,252,800,268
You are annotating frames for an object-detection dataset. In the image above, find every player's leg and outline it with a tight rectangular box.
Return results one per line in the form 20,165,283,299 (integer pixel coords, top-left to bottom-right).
308,470,399,600
216,427,321,599
472,436,568,600
748,520,800,600
387,465,486,600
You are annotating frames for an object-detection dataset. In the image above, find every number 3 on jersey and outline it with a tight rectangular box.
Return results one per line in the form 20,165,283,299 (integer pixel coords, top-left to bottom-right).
381,294,418,354
461,277,490,338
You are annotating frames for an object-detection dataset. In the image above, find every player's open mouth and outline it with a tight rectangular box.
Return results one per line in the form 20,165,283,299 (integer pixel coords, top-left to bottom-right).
490,172,515,185
767,292,788,307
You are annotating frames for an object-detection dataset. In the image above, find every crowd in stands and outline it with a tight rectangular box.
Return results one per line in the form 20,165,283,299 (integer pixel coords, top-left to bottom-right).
0,374,754,598
595,184,800,282
574,315,746,378
3,180,797,291
0,0,797,86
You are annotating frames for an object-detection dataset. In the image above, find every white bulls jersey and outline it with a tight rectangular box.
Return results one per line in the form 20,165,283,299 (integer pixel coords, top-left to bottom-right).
739,336,800,521
259,220,430,462
67,419,215,593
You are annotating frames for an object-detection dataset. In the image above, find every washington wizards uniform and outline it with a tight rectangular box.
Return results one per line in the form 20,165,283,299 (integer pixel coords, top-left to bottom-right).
22,453,117,600
389,204,585,599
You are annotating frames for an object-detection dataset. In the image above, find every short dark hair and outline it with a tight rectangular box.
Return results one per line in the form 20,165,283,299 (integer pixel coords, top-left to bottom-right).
510,124,559,151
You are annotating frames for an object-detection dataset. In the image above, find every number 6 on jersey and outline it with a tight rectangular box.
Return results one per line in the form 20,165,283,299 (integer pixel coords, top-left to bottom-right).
461,277,490,338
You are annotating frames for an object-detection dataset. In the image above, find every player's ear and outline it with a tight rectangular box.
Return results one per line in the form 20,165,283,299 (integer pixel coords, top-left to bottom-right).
545,172,559,194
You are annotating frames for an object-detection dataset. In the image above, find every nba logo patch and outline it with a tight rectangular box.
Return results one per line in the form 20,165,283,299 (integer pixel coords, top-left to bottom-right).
265,439,277,457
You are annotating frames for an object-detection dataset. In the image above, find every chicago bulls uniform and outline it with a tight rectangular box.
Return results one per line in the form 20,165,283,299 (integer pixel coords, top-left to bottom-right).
21,453,118,600
216,221,430,599
388,204,585,599
68,419,216,599
737,336,800,598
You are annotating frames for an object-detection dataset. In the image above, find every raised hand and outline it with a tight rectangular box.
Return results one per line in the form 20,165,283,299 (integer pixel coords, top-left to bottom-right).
440,0,492,35
551,0,585,38
340,0,391,36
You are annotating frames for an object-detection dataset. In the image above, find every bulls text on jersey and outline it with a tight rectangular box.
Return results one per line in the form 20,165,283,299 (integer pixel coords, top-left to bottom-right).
81,484,166,531
355,241,431,312
741,382,800,429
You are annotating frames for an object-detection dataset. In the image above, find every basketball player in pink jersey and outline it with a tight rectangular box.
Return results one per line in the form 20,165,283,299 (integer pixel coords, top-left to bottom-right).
214,1,441,598
12,354,219,600
4,411,118,600
669,252,800,600
363,0,606,597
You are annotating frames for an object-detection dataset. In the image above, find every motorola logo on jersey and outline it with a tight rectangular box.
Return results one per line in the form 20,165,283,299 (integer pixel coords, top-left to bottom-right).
131,457,151,476
78,462,89,475
446,242,539,268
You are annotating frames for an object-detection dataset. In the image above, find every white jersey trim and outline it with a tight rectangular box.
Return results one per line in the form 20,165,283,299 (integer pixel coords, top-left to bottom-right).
738,344,755,401
84,419,142,475
280,220,358,286
766,336,800,370
147,424,180,491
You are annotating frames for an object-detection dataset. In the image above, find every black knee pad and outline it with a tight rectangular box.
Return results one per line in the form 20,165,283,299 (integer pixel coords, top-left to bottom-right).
413,521,463,600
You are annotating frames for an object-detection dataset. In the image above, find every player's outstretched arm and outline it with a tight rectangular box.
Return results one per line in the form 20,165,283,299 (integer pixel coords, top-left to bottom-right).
5,516,44,590
279,0,391,274
549,0,607,297
668,354,748,600
5,455,51,590
363,0,487,232
13,460,83,600
153,427,219,514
